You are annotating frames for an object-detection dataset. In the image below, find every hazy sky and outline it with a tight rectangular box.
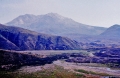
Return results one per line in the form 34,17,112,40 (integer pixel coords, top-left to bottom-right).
0,0,120,27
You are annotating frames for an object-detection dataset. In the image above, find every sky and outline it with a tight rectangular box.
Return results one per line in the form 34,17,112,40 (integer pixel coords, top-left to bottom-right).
0,0,120,27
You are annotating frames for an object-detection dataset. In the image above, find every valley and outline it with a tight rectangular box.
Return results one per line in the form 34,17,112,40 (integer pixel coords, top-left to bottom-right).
0,48,120,78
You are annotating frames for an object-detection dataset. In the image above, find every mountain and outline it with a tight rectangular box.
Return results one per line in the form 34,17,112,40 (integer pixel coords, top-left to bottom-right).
83,24,120,47
0,24,80,50
6,13,106,40
100,24,120,39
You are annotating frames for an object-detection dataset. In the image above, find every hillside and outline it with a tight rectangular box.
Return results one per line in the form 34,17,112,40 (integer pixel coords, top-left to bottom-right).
0,24,80,50
80,25,120,48
100,24,120,39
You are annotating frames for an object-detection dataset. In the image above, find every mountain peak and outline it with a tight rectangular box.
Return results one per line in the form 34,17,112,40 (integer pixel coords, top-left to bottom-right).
113,24,120,26
109,24,120,29
112,24,120,27
46,13,60,17
100,24,120,39
45,13,65,20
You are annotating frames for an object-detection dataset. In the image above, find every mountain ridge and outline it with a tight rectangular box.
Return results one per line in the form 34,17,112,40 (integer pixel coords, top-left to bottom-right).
0,24,80,50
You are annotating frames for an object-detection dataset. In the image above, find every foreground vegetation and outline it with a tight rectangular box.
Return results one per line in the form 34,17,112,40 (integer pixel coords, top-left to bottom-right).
0,66,86,78
76,69,110,76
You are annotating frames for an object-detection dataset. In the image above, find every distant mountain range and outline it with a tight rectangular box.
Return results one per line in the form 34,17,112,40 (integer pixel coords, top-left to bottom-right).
0,24,80,50
4,13,120,48
6,13,106,40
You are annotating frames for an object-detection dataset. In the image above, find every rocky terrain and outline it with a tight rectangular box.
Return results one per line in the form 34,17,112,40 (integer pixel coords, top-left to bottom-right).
0,24,80,50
